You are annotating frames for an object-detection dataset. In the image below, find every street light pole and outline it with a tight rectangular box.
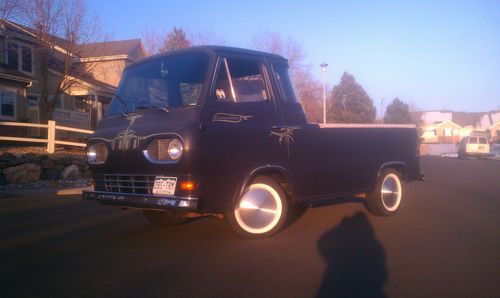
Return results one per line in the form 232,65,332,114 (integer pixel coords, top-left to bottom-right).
320,63,328,124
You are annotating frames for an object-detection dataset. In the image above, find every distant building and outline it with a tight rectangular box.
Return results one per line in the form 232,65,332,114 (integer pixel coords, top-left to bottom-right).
413,110,500,143
489,121,500,142
420,120,462,143
0,19,146,135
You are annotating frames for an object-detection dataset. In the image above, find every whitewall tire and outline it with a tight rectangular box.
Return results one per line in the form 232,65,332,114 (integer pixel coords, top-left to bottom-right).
226,176,288,238
365,169,404,216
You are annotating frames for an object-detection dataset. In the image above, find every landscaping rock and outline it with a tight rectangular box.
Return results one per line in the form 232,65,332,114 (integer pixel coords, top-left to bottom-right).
0,152,16,163
3,163,42,184
41,158,56,169
82,170,92,179
42,168,61,180
61,164,80,179
52,155,74,166
71,158,87,167
0,152,21,169
0,171,6,185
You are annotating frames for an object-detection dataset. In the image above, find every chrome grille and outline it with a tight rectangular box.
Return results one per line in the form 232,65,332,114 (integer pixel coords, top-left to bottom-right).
103,174,156,194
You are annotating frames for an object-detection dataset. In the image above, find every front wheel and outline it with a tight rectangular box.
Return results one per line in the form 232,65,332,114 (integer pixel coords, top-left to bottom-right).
226,176,288,238
364,169,404,216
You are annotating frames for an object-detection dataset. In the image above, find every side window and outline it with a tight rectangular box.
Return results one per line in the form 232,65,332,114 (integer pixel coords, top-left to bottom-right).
214,57,269,103
273,63,299,103
7,42,19,70
0,88,16,118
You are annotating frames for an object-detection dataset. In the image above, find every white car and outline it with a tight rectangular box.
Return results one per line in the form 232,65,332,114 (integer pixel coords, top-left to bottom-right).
458,136,490,159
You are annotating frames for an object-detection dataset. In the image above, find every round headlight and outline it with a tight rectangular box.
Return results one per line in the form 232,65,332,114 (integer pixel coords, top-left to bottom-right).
87,143,108,164
167,138,183,161
143,138,183,163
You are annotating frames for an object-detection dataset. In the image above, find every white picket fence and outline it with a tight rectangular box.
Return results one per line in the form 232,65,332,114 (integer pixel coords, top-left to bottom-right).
0,120,93,153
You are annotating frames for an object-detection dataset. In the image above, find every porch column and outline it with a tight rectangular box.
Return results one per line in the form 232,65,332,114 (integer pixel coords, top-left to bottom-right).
94,93,102,121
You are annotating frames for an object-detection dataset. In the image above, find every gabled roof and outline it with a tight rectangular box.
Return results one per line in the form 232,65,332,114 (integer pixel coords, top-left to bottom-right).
490,120,500,130
0,19,36,43
425,119,462,130
1,19,71,50
1,19,145,61
77,39,146,61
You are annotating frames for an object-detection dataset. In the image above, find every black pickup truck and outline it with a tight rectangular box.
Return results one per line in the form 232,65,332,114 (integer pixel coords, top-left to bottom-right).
83,46,424,238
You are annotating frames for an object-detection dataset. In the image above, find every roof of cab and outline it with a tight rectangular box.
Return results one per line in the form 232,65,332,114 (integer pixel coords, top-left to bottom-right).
126,45,288,69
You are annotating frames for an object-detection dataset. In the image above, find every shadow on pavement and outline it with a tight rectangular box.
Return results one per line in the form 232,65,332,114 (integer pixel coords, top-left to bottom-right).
316,212,387,298
311,196,364,208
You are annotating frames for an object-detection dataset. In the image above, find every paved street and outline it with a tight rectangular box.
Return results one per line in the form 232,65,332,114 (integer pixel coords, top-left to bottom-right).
1,157,499,297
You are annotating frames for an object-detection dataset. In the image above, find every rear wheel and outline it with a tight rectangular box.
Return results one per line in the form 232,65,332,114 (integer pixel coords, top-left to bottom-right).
364,169,403,216
226,176,288,238
143,210,189,226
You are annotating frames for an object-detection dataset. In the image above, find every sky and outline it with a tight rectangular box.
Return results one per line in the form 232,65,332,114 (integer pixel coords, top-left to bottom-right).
87,0,500,113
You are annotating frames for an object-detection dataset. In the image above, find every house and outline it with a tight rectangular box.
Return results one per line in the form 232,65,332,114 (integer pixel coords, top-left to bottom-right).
0,19,146,136
420,120,462,143
418,110,453,124
489,121,500,142
415,110,500,143
477,111,500,130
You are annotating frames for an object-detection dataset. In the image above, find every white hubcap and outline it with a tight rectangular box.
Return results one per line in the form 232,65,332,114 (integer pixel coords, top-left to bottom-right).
234,183,283,234
381,173,402,211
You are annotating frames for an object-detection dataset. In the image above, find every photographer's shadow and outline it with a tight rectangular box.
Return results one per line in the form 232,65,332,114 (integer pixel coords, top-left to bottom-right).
316,212,387,298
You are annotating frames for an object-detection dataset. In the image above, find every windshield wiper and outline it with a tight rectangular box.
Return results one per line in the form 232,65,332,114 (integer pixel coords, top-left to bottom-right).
113,94,129,117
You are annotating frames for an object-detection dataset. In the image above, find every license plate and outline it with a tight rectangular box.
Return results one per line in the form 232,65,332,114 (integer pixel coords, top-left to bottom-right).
152,177,177,195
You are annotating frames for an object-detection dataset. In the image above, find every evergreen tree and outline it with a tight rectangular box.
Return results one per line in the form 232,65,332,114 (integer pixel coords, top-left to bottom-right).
328,72,376,123
384,98,413,124
159,27,191,52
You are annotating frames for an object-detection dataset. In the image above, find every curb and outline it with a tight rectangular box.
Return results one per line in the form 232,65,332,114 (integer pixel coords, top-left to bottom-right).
57,186,94,196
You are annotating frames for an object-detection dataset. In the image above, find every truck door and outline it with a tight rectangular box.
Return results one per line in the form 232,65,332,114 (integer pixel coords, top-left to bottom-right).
199,55,287,210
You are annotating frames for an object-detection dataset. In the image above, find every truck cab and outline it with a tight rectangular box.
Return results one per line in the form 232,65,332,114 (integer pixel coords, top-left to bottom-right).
83,46,423,238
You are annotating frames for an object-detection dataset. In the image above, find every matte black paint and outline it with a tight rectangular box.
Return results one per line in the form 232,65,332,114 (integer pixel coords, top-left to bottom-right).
86,46,421,213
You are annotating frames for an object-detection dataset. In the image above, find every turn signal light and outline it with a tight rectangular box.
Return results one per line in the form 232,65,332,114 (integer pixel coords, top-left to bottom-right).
181,181,195,191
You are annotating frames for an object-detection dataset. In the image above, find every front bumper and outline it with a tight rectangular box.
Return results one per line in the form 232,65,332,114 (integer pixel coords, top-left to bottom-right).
83,190,199,210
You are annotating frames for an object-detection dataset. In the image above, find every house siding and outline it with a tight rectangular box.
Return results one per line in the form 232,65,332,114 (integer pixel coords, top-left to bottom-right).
87,59,127,87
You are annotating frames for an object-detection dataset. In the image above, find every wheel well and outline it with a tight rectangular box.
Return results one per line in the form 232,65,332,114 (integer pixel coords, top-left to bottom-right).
233,168,292,209
380,163,406,181
253,170,291,197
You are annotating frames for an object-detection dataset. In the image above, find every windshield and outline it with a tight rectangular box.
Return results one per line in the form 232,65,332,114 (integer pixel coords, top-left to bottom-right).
107,53,209,116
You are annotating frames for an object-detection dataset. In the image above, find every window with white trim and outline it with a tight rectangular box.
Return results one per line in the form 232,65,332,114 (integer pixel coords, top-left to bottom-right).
6,41,33,74
0,89,16,119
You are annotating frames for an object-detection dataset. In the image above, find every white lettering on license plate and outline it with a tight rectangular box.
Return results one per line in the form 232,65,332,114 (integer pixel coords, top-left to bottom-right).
153,177,177,195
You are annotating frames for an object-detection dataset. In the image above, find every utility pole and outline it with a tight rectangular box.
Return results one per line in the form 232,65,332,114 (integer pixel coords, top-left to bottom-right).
320,63,328,124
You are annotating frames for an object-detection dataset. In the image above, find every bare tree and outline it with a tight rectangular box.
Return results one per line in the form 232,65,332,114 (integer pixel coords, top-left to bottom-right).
159,26,191,52
20,0,105,122
251,31,322,122
293,67,323,123
142,26,193,55
141,27,166,55
251,31,306,71
190,30,226,46
0,0,22,20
